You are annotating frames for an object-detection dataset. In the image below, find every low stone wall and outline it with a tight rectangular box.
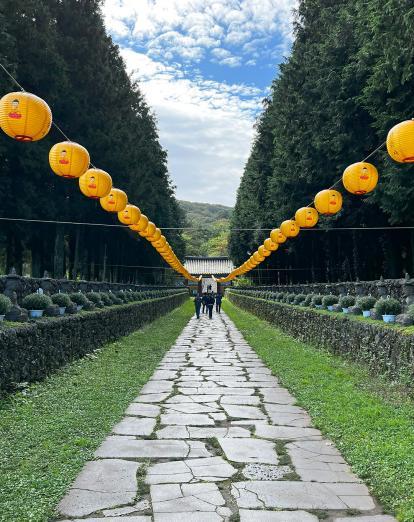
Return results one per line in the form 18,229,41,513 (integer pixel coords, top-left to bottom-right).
0,292,188,393
227,291,414,387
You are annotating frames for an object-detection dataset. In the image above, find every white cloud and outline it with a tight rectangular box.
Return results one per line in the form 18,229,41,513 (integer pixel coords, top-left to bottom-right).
103,0,297,64
119,48,262,205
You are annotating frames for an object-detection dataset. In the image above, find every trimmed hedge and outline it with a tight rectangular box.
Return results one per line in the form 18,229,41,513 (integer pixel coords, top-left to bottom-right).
0,292,188,392
227,291,414,386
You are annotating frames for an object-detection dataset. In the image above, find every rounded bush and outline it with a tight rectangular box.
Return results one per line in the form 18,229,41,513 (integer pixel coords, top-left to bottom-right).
22,293,52,310
69,293,89,306
303,294,313,306
0,294,12,315
374,298,402,316
87,292,104,306
293,294,306,305
339,295,356,309
51,293,72,307
357,295,377,312
100,293,113,306
322,294,339,307
311,294,323,306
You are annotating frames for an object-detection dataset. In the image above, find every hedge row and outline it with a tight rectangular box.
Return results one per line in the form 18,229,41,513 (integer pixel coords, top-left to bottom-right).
227,291,414,387
0,291,188,393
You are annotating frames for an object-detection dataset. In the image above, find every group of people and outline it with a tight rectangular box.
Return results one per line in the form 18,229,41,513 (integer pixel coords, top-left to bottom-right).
194,291,223,319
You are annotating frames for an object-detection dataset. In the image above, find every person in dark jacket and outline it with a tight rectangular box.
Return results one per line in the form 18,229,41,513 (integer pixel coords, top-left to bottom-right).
206,292,215,319
215,293,222,313
194,294,202,319
202,292,208,314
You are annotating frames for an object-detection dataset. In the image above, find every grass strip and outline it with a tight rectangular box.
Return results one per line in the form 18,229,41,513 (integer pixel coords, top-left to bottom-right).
223,299,414,522
0,299,192,522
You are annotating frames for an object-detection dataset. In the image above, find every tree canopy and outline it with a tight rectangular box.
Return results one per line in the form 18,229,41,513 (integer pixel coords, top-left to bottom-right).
0,0,185,283
229,0,414,284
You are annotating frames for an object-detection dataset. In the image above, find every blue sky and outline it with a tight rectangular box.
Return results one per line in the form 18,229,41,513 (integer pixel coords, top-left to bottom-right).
103,0,297,206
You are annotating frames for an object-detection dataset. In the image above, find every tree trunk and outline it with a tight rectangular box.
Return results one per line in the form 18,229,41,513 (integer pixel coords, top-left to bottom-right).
53,224,65,278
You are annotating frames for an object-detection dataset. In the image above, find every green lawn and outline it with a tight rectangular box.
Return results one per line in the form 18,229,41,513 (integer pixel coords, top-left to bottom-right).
0,299,192,522
223,299,414,522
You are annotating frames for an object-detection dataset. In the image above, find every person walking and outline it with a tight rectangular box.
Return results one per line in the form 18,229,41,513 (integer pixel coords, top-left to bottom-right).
202,292,208,314
206,292,215,319
215,292,222,313
194,294,202,319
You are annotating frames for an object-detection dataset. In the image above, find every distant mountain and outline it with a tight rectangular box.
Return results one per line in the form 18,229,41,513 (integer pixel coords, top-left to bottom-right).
178,201,233,257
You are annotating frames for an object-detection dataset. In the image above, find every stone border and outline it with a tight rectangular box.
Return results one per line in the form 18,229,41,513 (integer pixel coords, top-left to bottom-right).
227,291,414,387
0,293,188,393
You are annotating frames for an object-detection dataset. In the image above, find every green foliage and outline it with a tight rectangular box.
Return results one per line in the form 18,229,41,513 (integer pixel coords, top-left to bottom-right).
86,292,104,307
179,200,232,256
357,296,377,311
375,298,402,316
22,293,52,310
0,300,193,521
0,0,185,281
69,293,89,306
311,294,323,306
51,293,71,308
232,276,253,287
229,0,414,284
293,293,306,305
407,305,414,320
0,294,12,315
303,294,313,307
339,295,356,309
322,294,339,307
223,299,414,522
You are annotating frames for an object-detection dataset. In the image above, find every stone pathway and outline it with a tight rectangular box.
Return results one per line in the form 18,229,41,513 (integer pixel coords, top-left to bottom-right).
57,311,396,522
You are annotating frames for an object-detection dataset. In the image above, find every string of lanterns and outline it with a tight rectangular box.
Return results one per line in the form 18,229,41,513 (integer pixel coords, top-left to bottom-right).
0,90,199,283
216,119,414,283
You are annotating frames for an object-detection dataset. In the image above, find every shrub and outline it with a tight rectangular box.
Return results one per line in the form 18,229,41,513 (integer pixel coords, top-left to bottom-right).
303,294,313,307
108,293,123,305
293,294,306,305
311,294,323,306
82,299,95,311
100,293,113,306
87,292,104,306
51,293,72,308
339,295,355,309
375,298,402,316
0,294,12,315
22,293,52,310
322,294,339,307
115,291,129,303
286,293,296,304
357,295,377,311
407,304,414,320
69,293,89,306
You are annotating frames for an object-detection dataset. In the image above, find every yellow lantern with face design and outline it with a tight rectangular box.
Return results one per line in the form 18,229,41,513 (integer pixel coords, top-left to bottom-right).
270,228,287,244
49,141,90,178
118,204,141,225
258,245,271,257
79,169,112,199
264,238,278,252
314,189,342,215
0,92,52,141
386,120,414,163
342,162,378,195
295,207,319,228
100,188,128,212
280,220,300,238
130,214,149,232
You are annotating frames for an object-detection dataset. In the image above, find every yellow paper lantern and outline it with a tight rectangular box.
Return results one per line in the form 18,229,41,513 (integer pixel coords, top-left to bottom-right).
149,228,162,243
118,204,141,225
49,141,90,178
280,220,300,238
100,188,128,212
342,162,378,195
253,252,264,263
79,169,112,199
295,207,319,228
0,92,52,141
154,236,167,249
270,228,287,244
258,245,271,257
140,222,156,238
264,238,278,251
314,189,342,215
387,119,414,163
130,214,149,232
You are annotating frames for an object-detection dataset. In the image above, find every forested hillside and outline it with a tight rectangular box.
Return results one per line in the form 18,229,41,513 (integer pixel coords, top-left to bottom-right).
179,201,232,257
230,0,414,284
0,0,185,283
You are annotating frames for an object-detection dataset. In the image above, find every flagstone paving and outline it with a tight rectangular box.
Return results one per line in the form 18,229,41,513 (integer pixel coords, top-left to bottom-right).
56,312,396,522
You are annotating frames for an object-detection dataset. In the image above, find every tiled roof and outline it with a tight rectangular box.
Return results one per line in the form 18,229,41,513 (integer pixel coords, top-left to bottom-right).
184,256,234,276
